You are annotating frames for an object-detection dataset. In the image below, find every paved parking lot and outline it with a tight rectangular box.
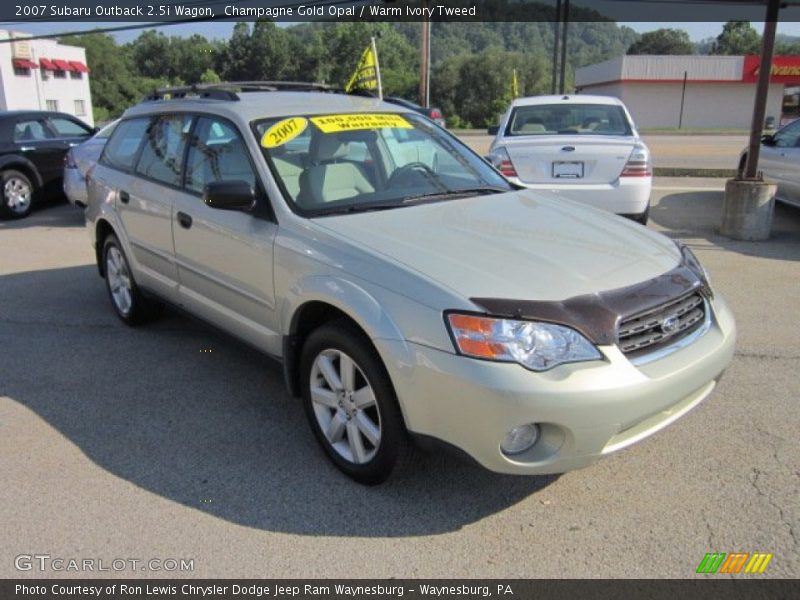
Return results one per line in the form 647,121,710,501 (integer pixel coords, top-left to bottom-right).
1,179,798,578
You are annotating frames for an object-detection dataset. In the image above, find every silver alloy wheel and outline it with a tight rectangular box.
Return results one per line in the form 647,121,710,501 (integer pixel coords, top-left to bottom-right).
106,246,133,316
309,349,381,464
4,177,32,214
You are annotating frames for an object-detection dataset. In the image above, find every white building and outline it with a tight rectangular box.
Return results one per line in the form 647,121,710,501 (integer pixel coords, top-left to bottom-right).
575,55,800,129
0,30,93,126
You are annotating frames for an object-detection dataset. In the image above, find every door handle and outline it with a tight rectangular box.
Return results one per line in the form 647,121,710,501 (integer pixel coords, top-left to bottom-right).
119,190,130,204
19,146,34,152
177,211,193,229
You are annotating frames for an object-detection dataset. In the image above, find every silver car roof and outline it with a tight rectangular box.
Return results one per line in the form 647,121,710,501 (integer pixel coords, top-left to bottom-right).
121,91,414,123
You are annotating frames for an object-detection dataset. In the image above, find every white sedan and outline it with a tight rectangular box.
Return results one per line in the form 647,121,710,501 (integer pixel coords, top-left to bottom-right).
487,94,652,224
738,118,800,207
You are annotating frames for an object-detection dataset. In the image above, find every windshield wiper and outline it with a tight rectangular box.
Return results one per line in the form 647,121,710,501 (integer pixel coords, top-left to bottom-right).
401,186,509,204
310,202,403,217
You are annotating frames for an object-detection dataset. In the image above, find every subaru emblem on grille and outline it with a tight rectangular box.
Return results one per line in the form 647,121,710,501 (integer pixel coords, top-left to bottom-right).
661,315,681,334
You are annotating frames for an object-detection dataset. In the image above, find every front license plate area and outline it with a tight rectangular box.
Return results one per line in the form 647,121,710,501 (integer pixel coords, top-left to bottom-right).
552,161,584,179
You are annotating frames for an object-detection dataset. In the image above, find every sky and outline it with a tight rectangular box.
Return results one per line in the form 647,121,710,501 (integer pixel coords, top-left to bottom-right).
3,20,800,44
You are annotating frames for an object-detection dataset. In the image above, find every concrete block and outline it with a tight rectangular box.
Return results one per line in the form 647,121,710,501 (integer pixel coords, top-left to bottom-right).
720,178,776,241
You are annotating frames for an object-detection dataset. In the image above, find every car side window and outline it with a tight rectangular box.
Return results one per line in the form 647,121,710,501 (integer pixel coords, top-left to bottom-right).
135,115,193,187
185,117,257,194
773,120,800,148
101,118,149,172
47,117,92,138
13,120,52,142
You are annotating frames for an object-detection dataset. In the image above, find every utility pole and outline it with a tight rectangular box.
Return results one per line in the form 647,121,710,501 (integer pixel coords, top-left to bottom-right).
558,0,570,95
551,0,562,94
420,0,430,107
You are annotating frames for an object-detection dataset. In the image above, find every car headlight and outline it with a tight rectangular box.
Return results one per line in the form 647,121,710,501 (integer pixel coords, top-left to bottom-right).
446,313,602,371
679,243,713,293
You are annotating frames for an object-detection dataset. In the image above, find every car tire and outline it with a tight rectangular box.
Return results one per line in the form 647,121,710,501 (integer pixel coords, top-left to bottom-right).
102,234,156,326
0,169,35,219
300,322,407,485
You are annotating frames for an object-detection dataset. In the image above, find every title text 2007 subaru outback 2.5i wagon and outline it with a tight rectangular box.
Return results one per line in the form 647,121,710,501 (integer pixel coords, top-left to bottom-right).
85,83,735,484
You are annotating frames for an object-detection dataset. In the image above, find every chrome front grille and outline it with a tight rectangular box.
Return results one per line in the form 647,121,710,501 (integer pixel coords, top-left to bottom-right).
617,292,706,356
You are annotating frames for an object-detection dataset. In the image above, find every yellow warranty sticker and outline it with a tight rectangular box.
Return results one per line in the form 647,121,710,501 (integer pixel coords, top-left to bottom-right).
310,113,412,133
261,117,308,148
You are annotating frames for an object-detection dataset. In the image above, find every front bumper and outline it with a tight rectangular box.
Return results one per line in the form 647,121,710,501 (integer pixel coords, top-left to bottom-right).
508,176,651,216
376,294,735,475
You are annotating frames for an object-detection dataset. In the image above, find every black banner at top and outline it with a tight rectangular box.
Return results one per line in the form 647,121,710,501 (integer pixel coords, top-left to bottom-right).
3,0,800,24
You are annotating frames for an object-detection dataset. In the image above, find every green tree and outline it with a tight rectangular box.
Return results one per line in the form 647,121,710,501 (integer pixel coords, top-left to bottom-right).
128,30,220,84
432,48,548,128
64,32,166,120
317,23,417,97
627,28,694,55
199,68,221,84
713,21,761,55
220,22,252,80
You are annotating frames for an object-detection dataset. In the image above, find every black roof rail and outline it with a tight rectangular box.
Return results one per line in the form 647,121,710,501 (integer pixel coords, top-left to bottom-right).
142,81,356,102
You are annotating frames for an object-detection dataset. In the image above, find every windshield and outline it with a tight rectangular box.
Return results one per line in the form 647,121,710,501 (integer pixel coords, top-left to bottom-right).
505,104,633,137
255,112,512,216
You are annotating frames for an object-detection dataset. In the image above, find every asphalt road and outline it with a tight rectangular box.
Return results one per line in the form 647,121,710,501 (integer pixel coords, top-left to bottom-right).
460,133,748,170
1,180,798,578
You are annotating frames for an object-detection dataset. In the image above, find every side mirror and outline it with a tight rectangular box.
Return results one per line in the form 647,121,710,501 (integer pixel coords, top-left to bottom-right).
761,134,776,146
203,180,256,211
487,125,499,135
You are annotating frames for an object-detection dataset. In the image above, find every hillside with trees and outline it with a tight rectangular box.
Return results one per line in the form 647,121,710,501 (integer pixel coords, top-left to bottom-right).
65,20,637,127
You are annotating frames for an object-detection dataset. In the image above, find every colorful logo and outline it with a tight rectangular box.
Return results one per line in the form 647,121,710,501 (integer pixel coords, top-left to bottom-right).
696,552,773,574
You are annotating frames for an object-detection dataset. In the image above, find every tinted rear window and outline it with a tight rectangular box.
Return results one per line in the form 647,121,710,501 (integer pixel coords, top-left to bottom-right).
101,118,149,171
505,104,633,136
48,117,92,138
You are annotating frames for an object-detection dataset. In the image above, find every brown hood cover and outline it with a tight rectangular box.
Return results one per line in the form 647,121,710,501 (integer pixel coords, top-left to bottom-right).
470,263,708,346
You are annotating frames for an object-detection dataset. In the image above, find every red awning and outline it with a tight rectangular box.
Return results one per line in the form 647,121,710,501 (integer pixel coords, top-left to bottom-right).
69,61,90,73
52,59,75,71
12,58,38,69
39,58,56,70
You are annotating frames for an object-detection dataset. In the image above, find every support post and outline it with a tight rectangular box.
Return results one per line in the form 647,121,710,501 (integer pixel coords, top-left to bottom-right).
744,0,780,179
721,0,780,241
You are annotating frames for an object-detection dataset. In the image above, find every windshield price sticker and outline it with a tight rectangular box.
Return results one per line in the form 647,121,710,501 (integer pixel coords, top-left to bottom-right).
261,117,309,148
310,113,412,133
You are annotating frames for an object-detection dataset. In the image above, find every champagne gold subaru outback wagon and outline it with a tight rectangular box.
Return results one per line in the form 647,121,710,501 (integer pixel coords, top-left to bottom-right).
85,83,735,484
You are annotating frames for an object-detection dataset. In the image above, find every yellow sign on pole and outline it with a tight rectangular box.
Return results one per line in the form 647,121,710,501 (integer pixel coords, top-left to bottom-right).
346,38,382,99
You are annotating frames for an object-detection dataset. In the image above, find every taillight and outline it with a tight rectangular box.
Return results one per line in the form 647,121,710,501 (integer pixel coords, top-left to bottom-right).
620,143,651,177
64,150,77,169
429,108,443,119
487,147,518,178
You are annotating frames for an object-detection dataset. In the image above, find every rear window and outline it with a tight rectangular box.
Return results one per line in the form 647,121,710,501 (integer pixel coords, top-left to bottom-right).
101,118,149,171
505,104,633,137
134,115,193,187
48,117,92,138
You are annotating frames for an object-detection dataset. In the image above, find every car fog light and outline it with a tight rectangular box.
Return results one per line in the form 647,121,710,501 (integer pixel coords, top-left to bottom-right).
501,423,540,456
